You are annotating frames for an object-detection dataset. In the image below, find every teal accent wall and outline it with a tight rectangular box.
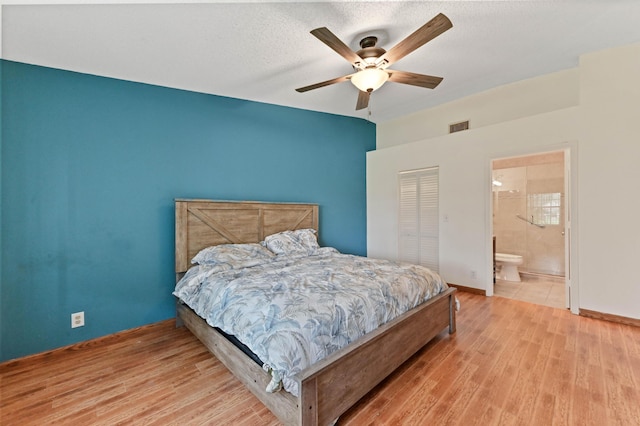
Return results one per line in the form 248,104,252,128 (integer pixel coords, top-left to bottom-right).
0,60,3,361
0,60,375,362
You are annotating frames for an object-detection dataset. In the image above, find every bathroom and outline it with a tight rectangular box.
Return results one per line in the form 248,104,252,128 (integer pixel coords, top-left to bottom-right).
492,151,566,308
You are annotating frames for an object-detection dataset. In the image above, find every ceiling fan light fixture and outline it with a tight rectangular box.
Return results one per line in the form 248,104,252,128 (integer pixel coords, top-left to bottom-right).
299,14,452,110
351,68,389,92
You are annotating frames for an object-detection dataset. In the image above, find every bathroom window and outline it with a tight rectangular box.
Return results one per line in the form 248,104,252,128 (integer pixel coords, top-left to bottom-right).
528,192,561,225
398,167,439,272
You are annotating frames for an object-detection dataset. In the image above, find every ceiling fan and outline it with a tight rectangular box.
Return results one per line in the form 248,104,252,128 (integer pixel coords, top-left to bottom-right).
296,13,453,110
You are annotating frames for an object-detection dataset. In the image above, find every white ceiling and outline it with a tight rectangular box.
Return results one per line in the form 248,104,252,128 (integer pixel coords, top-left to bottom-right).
3,1,640,123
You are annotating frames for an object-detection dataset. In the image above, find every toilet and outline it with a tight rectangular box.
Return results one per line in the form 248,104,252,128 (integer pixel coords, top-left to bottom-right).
495,253,523,282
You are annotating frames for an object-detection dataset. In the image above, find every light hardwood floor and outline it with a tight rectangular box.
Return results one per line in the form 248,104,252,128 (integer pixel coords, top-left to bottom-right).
2,292,639,425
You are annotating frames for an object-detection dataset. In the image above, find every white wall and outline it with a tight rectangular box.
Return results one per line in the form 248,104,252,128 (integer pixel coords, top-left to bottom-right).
369,42,640,320
578,43,640,319
368,107,578,293
376,68,579,149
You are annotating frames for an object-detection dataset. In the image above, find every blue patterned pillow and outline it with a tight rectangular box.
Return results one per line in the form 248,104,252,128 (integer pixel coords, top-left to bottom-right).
191,243,275,267
293,229,320,252
263,229,319,255
263,231,306,255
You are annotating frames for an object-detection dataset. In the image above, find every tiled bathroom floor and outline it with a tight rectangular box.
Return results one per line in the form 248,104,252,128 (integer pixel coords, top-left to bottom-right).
494,273,566,309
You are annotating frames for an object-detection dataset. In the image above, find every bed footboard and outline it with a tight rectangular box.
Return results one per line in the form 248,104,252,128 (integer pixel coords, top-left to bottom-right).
177,287,456,426
296,287,456,425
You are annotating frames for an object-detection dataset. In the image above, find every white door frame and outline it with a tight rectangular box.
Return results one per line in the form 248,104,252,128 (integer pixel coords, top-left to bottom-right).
486,142,579,314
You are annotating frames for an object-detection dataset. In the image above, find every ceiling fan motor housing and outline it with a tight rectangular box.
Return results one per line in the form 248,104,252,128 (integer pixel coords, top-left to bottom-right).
356,36,386,66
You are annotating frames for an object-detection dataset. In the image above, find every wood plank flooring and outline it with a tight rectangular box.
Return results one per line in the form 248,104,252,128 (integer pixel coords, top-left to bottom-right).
2,292,639,425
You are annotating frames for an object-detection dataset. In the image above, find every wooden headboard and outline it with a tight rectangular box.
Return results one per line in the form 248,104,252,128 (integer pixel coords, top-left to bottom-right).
175,199,319,274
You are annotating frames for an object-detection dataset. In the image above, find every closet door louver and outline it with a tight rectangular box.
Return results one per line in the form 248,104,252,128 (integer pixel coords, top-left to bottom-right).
398,167,439,272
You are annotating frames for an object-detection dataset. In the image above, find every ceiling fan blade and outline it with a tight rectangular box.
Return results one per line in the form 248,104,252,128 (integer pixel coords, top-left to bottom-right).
377,13,452,68
356,90,370,110
295,74,353,93
311,27,365,68
387,70,443,89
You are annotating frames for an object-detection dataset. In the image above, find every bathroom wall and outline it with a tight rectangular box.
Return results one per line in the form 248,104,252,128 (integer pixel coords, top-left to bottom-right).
492,152,565,276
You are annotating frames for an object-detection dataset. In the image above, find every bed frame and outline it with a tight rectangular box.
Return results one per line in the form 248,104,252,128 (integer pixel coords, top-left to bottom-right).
175,199,456,426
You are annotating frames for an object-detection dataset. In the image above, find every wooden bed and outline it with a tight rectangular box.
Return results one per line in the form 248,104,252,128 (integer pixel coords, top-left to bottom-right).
175,199,456,426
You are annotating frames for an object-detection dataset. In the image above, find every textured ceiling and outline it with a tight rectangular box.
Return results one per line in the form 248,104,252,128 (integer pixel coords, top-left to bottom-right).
3,1,640,123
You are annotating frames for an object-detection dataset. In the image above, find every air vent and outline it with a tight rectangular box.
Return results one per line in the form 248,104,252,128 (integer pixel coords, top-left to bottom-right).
449,120,469,133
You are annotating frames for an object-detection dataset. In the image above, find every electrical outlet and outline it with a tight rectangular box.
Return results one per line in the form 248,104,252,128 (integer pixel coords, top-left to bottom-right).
71,311,85,328
470,270,477,280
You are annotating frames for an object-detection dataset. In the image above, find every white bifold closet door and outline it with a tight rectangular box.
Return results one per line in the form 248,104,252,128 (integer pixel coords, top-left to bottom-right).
398,167,439,272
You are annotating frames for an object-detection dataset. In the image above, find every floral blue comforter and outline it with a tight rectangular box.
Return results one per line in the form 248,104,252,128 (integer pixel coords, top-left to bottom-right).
173,248,447,396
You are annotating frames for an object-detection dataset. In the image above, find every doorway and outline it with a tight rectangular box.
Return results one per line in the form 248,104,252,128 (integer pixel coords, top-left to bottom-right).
490,150,569,309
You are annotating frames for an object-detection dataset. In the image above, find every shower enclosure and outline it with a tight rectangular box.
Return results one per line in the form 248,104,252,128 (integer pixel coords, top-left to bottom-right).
492,151,565,277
